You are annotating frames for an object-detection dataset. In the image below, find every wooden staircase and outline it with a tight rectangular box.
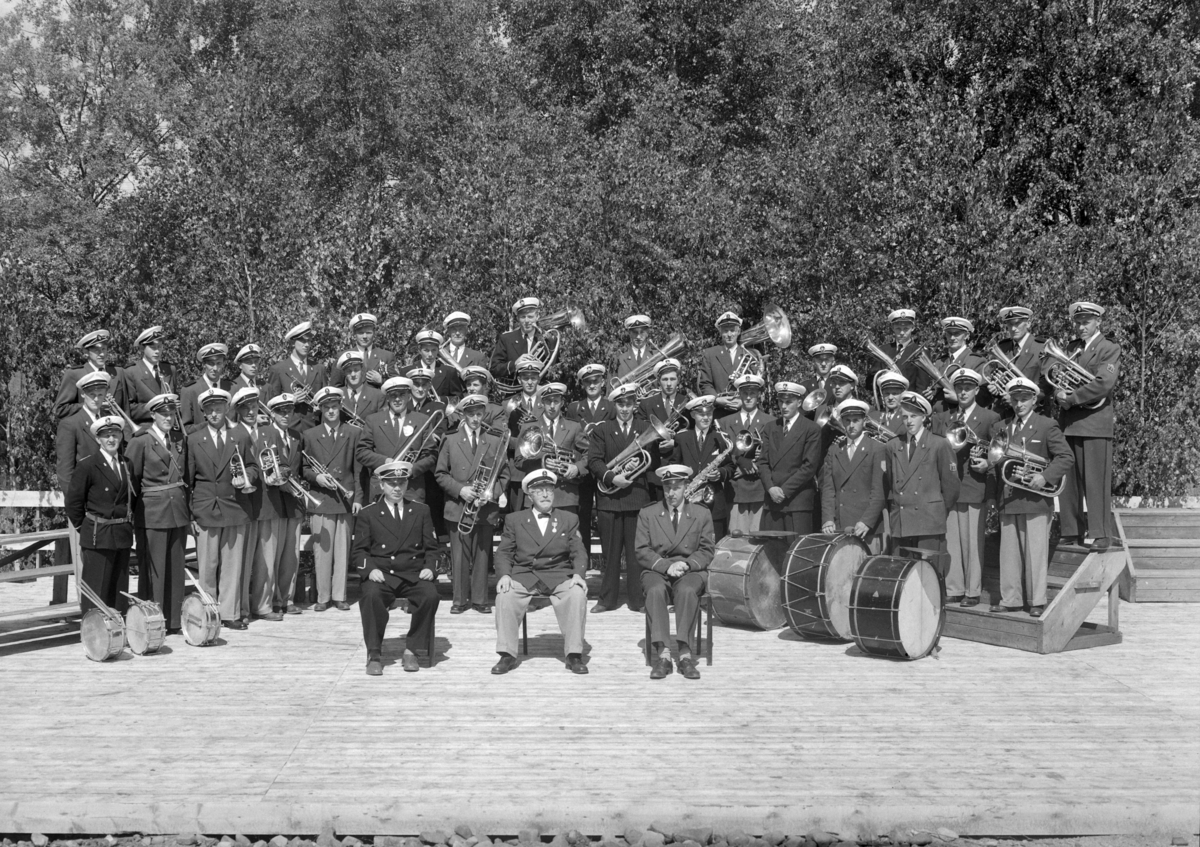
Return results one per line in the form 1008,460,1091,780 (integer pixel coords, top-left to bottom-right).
1115,509,1200,602
943,543,1124,653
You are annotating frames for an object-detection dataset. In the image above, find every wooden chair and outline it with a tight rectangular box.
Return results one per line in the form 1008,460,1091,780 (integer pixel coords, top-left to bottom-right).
643,593,713,666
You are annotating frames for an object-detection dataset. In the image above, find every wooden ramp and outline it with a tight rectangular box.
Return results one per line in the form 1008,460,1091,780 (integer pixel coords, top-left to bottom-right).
1115,508,1200,602
943,544,1124,653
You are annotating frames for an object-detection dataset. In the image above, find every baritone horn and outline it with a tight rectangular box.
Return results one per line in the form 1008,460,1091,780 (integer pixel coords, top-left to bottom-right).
986,432,1065,496
595,416,674,495
979,339,1024,399
611,332,690,399
493,305,588,396
1041,339,1104,409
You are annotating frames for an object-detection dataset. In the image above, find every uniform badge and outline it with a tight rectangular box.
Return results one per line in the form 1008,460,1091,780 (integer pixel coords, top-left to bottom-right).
402,424,413,436
1105,363,1116,373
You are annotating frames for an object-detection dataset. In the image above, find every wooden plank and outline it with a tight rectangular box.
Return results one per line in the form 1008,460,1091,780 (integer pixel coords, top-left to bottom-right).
1125,537,1200,547
0,565,75,584
1039,548,1126,653
1131,576,1200,589
1115,510,1200,526
1130,588,1200,602
942,620,1041,652
0,601,81,623
1130,555,1200,567
0,491,64,509
1060,623,1123,652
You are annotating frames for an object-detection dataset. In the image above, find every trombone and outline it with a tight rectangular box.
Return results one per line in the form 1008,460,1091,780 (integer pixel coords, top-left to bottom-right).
393,410,445,463
302,450,353,501
99,396,137,433
595,416,675,495
457,430,512,535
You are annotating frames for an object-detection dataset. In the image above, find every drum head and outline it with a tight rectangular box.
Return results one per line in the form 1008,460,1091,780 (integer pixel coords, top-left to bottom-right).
709,536,786,630
823,539,868,640
126,605,149,654
782,534,867,641
181,595,213,646
896,560,943,659
80,609,121,661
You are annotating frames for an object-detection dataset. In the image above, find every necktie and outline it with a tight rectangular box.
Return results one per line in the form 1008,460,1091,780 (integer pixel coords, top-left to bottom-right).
907,436,915,461
672,509,679,531
847,440,856,462
469,429,477,452
549,420,556,440
152,366,160,386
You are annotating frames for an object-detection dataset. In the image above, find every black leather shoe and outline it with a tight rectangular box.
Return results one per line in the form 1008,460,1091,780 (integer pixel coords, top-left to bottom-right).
590,604,612,613
946,594,964,604
450,604,469,615
566,654,588,674
256,611,284,622
222,619,247,630
335,601,351,611
366,655,383,676
990,604,1023,613
649,657,673,680
677,656,701,680
313,602,328,612
960,596,980,607
491,654,519,675
285,604,302,615
1028,605,1045,617
472,604,492,614
401,652,421,672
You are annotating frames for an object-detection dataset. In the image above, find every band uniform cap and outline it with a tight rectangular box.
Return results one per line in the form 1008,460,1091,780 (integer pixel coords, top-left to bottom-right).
808,343,838,357
514,354,542,374
267,392,297,410
656,464,692,483
941,317,974,334
774,381,805,397
336,350,364,370
231,386,259,407
899,391,932,416
234,343,263,363
76,371,112,392
888,308,917,323
624,314,653,330
512,296,542,315
521,468,559,493
876,370,910,390
198,387,231,407
684,394,716,411
146,393,179,414
458,393,488,410
1005,375,1040,395
835,398,870,418
999,305,1033,322
196,342,229,362
375,460,412,481
1069,301,1105,319
89,415,125,437
407,365,434,382
576,363,606,381
952,367,983,387
312,386,344,406
443,310,471,328
714,311,743,329
733,373,765,389
75,329,111,350
828,364,859,385
461,365,492,385
349,312,377,331
382,376,414,395
284,321,313,343
653,357,681,378
540,381,567,398
607,383,639,402
415,329,444,346
135,326,164,346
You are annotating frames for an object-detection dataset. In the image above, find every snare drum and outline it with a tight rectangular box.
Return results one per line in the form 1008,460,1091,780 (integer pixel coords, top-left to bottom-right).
782,533,869,641
849,556,945,660
706,536,786,630
80,608,126,661
181,593,221,646
125,602,166,655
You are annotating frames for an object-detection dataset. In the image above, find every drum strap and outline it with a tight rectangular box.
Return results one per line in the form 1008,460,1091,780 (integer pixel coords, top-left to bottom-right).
87,512,132,545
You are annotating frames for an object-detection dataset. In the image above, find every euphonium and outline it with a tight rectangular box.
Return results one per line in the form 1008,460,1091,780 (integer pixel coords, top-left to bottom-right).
1041,339,1103,409
986,432,1065,496
457,429,512,535
595,416,675,495
913,347,960,396
979,340,1024,399
515,424,575,474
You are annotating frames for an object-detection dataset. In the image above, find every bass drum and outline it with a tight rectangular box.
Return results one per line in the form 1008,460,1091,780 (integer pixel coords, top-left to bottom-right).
181,594,221,647
849,556,945,660
80,609,126,661
706,536,787,630
782,533,870,641
125,602,166,655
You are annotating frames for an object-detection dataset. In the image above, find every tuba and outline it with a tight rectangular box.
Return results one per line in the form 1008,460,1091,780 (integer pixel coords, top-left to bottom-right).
457,428,511,535
611,332,690,400
1041,339,1103,410
719,305,793,401
986,431,1065,496
595,416,675,495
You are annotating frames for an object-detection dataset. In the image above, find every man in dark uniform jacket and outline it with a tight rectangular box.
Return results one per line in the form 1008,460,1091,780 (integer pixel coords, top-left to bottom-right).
995,305,1049,414
1054,301,1121,544
874,308,930,398
331,312,395,388
636,464,716,681
671,395,734,541
266,321,328,430
800,342,838,416
256,392,308,616
990,377,1074,615
126,393,189,624
353,460,441,676
511,382,589,513
885,391,960,555
755,381,822,536
356,376,438,505
720,374,769,535
337,350,386,426
931,369,1000,605
53,329,129,420
491,296,545,383
870,370,908,440
565,363,613,557
410,329,458,402
66,416,136,614
125,326,179,424
639,357,691,502
180,343,233,433
438,310,489,401
588,383,661,612
931,317,988,411
491,469,590,676
614,314,655,381
698,311,754,418
820,399,887,554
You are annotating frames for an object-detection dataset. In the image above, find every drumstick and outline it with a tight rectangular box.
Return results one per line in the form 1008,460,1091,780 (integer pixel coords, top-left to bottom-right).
78,579,121,622
119,590,160,612
184,567,219,607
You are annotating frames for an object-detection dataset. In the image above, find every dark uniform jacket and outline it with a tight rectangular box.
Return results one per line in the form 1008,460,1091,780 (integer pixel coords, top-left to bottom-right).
990,413,1073,515
697,343,752,399
719,408,767,504
66,451,136,550
356,409,437,503
1056,336,1120,438
56,408,102,494
125,426,189,529
587,419,659,513
512,416,590,510
341,385,386,426
331,346,396,387
53,363,128,420
255,423,305,521
931,404,1001,505
300,423,363,514
819,435,887,533
435,425,511,524
885,429,961,536
634,502,716,574
876,340,930,397
755,415,822,514
266,357,329,429
352,499,438,584
565,397,615,434
124,360,179,423
490,329,542,381
429,346,487,399
180,376,234,433
186,422,260,528
671,427,734,520
495,508,588,591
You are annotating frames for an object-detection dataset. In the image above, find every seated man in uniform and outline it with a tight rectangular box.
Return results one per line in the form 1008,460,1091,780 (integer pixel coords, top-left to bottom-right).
635,464,716,681
491,469,590,676
353,460,441,676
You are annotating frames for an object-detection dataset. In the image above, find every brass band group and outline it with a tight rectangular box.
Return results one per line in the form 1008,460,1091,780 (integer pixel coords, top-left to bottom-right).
54,295,1120,677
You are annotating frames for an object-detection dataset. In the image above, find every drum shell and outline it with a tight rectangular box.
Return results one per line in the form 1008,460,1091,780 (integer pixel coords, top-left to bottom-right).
81,609,126,661
181,594,221,647
706,536,787,630
849,555,945,660
125,602,166,655
782,533,869,641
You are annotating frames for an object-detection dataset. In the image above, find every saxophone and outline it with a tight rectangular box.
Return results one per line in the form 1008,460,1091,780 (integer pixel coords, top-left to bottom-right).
683,431,735,505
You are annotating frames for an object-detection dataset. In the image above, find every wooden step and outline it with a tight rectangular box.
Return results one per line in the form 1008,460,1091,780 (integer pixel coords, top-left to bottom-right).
1127,587,1200,602
1130,555,1200,568
1121,525,1200,540
1125,538,1200,548
1116,509,1200,523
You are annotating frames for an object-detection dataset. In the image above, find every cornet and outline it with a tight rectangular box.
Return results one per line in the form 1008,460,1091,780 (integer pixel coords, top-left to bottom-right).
290,379,314,405
230,445,255,493
986,432,1065,497
260,445,321,508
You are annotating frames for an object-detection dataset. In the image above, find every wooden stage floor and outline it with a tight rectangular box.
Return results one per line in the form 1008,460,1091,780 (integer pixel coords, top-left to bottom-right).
0,575,1197,839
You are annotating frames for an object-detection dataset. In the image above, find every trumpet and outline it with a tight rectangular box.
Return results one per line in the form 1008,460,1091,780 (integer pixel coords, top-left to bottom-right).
458,430,512,535
979,339,1024,400
733,426,762,456
913,347,960,397
260,445,321,508
515,424,576,474
290,379,314,405
612,332,690,399
393,410,445,463
684,430,734,505
986,431,1065,496
1041,339,1103,409
596,415,675,495
302,450,353,501
230,444,255,492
